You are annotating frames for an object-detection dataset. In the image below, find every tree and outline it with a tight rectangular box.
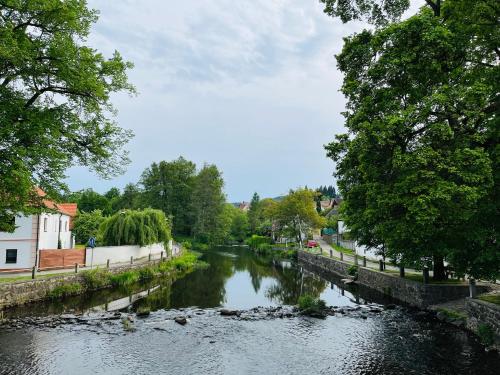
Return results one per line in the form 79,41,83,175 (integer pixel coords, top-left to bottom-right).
99,208,171,247
230,207,249,243
70,189,111,214
0,0,134,231
141,157,196,235
319,0,411,26
248,192,261,233
72,209,105,244
190,164,226,244
113,183,143,211
325,2,499,280
276,189,325,243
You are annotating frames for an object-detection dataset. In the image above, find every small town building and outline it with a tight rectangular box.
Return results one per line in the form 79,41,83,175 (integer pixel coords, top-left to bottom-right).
0,189,77,271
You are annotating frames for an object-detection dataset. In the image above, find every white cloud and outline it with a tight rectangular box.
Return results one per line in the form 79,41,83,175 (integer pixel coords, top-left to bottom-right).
69,0,422,200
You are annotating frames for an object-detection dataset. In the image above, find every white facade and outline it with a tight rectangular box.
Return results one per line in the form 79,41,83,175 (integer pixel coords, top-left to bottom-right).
0,213,74,270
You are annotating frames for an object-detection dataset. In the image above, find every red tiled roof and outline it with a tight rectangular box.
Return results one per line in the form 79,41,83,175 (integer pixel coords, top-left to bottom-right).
36,188,78,217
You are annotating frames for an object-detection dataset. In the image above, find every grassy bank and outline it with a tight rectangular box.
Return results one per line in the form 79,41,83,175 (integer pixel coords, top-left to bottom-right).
47,251,204,299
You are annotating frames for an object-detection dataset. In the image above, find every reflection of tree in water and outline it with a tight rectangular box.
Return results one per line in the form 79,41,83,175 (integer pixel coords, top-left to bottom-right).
265,265,327,305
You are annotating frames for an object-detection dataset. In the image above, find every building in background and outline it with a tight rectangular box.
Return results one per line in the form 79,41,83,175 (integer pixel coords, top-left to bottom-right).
0,189,77,271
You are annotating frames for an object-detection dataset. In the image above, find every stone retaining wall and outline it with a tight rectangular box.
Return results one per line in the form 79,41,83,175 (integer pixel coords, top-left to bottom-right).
298,251,489,308
466,298,500,346
0,256,179,310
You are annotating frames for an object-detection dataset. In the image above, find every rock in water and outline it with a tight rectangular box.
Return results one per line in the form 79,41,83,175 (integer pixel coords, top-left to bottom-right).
219,309,240,316
174,316,187,325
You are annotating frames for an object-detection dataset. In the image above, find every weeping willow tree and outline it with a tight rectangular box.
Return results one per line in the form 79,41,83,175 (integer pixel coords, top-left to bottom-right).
99,209,171,248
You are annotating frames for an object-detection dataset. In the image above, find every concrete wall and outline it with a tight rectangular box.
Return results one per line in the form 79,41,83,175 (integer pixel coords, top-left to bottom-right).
298,251,489,308
466,298,500,347
85,242,171,267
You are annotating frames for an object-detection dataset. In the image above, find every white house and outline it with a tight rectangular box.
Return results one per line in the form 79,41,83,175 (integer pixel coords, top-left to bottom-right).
0,189,77,271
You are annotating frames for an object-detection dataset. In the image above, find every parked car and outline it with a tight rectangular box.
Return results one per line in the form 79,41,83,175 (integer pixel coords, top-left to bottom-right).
306,240,318,248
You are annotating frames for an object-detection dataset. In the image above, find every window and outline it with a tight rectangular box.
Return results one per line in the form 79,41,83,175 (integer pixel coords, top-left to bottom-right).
43,218,48,232
59,219,62,232
6,249,17,264
65,221,68,232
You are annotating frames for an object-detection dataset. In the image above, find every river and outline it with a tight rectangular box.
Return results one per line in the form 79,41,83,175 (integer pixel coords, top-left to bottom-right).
0,247,498,374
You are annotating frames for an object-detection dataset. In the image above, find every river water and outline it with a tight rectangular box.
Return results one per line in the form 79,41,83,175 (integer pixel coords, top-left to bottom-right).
0,247,498,375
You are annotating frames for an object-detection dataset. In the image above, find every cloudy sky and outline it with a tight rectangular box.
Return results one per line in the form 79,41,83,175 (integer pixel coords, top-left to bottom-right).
67,0,421,202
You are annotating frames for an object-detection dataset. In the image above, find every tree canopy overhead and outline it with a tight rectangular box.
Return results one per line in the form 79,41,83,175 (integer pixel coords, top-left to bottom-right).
0,0,134,230
325,0,499,279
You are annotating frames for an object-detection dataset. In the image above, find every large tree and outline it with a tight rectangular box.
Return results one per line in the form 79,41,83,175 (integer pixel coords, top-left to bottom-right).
190,164,226,244
276,189,325,243
0,0,134,231
325,1,499,279
140,157,196,235
247,192,261,233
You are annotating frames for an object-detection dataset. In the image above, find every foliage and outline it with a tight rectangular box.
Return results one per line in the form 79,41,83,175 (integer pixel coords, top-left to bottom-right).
99,208,171,248
0,0,134,230
230,208,249,243
347,265,358,277
477,294,500,306
316,185,337,199
246,235,272,249
248,192,261,233
325,2,500,280
319,0,411,26
81,268,111,289
477,324,495,346
190,164,226,244
47,283,83,299
72,209,105,244
298,294,327,317
109,270,139,286
275,189,326,242
141,157,196,235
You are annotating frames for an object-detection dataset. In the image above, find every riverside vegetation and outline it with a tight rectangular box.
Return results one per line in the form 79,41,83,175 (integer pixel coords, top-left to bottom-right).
47,251,203,300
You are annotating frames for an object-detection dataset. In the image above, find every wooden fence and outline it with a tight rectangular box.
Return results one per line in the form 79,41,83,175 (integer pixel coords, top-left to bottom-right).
39,248,86,270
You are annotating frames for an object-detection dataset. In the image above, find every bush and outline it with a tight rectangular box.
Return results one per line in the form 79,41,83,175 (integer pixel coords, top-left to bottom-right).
245,235,271,249
347,265,358,277
47,283,83,299
181,240,192,250
138,266,156,281
81,268,111,289
109,270,139,286
477,324,495,346
298,294,327,317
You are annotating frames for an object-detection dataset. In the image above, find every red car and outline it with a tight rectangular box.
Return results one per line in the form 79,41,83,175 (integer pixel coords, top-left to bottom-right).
306,240,318,248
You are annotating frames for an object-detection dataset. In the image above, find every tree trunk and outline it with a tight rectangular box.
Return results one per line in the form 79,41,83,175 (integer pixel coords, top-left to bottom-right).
433,255,446,281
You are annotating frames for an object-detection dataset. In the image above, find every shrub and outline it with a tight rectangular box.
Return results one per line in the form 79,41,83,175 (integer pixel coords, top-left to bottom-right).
109,270,139,286
245,235,271,249
81,268,111,289
47,283,83,299
138,266,156,281
298,294,327,317
477,324,495,346
347,265,358,277
181,240,192,250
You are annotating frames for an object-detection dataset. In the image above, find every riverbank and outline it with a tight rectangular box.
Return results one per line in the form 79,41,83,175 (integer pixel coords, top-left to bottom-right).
0,250,201,310
298,250,499,350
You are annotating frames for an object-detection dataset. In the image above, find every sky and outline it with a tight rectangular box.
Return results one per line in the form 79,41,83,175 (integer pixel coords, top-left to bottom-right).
67,0,422,202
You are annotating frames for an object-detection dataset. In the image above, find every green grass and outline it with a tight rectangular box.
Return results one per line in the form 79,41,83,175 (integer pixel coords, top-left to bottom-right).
477,324,495,346
477,294,500,306
47,283,83,299
332,244,355,255
383,269,465,284
437,308,467,321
